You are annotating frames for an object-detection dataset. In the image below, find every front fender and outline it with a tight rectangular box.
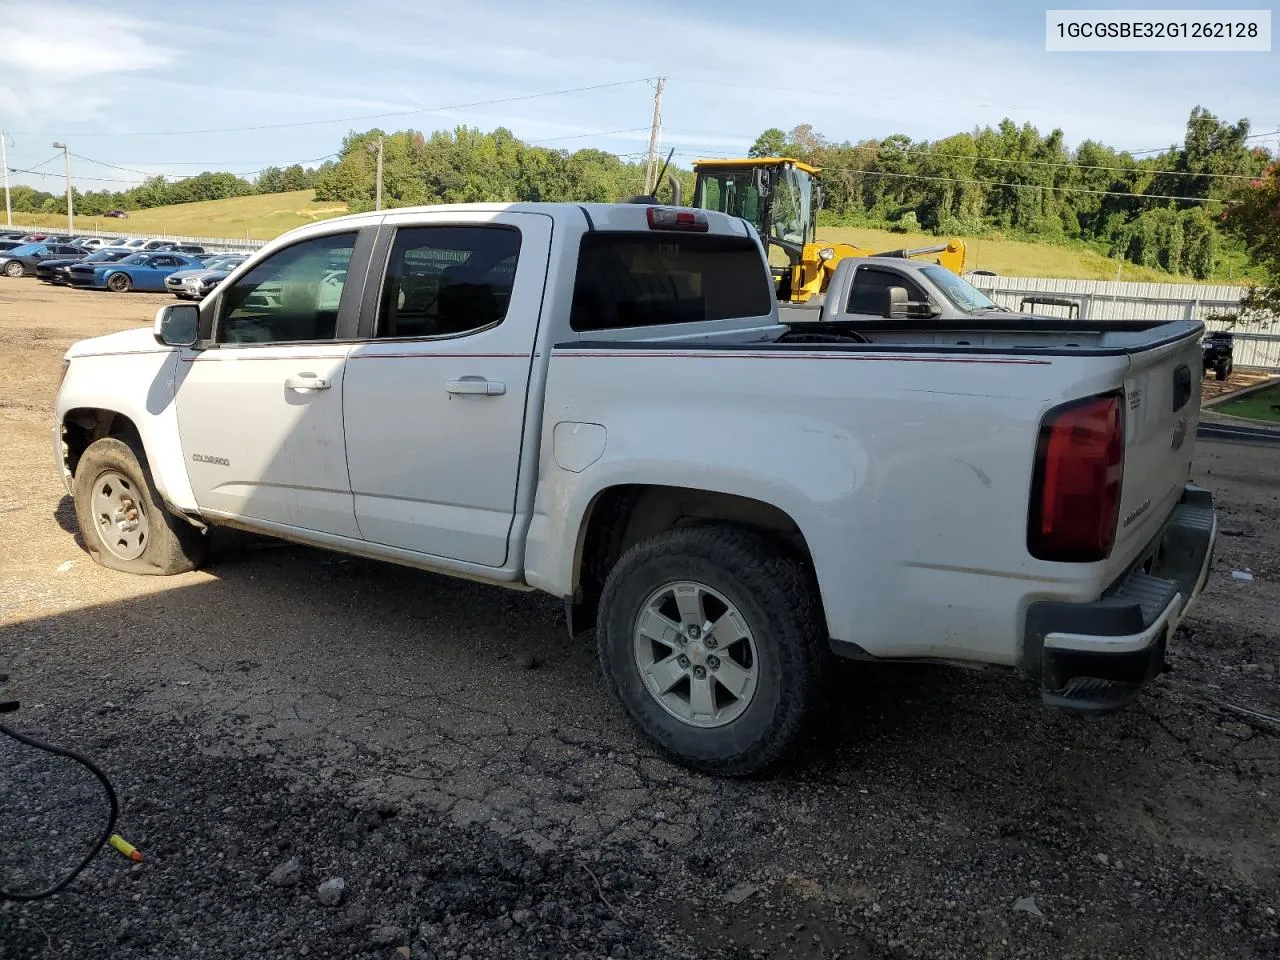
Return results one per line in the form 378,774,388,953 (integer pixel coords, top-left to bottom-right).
55,345,198,513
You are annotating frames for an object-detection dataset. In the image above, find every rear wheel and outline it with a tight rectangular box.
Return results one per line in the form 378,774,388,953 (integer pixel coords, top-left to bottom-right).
3,260,23,278
597,524,826,776
106,271,132,293
72,437,206,575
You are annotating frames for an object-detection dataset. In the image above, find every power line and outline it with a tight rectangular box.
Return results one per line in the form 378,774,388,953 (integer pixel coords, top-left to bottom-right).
1125,128,1280,155
70,151,338,179
829,167,1230,203
8,153,62,176
529,126,650,144
14,79,656,138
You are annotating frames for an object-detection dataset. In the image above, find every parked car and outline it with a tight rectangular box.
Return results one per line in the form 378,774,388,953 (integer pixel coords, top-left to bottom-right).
42,234,76,244
71,237,108,249
139,240,179,251
170,243,206,254
52,201,1217,775
104,210,130,219
1203,331,1234,381
38,247,136,284
0,231,29,241
164,255,248,299
19,233,49,242
0,242,88,277
0,240,25,253
68,252,205,292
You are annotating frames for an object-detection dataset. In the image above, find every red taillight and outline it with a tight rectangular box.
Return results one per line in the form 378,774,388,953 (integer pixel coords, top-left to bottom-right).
1028,392,1125,562
646,207,709,232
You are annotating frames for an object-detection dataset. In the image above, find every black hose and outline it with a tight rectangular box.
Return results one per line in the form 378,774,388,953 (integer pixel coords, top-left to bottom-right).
0,723,119,902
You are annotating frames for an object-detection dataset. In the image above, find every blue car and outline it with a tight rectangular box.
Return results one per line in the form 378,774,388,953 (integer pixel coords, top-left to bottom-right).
69,252,206,292
37,247,136,284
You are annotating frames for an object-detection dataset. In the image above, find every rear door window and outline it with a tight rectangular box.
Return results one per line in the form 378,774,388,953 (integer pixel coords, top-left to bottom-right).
569,233,772,331
375,226,521,339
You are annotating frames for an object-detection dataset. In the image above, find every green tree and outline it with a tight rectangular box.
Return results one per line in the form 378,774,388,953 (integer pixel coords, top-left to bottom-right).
1223,162,1280,316
748,128,787,158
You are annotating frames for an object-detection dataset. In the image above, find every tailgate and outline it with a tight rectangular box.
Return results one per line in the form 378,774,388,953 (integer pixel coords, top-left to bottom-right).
1111,330,1203,568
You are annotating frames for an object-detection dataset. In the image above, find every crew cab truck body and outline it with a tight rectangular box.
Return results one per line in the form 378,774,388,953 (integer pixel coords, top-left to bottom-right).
53,202,1217,775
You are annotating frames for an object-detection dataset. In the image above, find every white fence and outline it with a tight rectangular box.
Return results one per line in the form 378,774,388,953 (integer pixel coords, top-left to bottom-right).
967,274,1280,370
968,275,1247,323
6,222,265,252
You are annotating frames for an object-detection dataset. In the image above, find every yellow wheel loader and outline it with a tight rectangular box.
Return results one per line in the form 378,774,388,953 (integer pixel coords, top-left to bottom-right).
689,157,966,305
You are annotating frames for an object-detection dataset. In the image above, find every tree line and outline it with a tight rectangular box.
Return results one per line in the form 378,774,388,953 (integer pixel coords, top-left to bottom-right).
749,106,1268,280
6,162,332,218
7,105,1271,283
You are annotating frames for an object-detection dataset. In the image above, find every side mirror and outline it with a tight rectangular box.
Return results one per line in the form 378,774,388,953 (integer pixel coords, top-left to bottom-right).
154,303,199,347
883,286,909,319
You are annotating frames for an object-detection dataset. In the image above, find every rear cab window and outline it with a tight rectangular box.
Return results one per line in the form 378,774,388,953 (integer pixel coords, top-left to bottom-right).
569,233,774,332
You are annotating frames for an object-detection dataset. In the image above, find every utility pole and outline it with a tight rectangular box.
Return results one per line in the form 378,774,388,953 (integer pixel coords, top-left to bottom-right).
0,131,11,227
643,77,665,196
369,136,384,211
52,141,73,232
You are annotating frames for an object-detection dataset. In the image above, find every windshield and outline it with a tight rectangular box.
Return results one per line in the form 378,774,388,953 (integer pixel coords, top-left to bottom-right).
9,244,43,256
920,266,1002,313
696,171,763,229
88,250,131,262
117,254,149,265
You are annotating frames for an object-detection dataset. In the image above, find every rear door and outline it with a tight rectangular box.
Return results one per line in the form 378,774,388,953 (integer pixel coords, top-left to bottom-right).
341,210,552,566
1112,331,1204,565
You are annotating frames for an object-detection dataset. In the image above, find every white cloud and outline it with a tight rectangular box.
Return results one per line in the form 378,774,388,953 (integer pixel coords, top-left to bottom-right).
0,5,170,126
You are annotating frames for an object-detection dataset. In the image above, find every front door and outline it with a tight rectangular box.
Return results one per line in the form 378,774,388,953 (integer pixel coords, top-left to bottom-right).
342,212,552,566
175,228,371,537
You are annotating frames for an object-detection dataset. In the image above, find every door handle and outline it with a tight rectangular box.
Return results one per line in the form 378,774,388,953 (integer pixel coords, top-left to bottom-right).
447,376,506,396
285,373,331,391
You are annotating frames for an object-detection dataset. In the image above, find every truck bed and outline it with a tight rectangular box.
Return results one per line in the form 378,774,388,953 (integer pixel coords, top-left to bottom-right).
777,317,1204,357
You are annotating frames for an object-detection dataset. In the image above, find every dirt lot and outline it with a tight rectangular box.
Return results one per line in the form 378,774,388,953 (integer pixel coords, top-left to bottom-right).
1,277,1278,959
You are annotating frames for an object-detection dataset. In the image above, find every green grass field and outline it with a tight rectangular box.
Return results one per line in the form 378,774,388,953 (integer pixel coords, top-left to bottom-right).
10,190,349,241
1215,383,1280,424
6,191,1238,282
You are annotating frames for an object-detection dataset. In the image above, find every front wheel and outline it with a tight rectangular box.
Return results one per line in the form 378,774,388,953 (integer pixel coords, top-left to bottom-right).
106,272,132,293
597,525,826,777
72,437,206,575
3,260,23,278
1215,359,1229,381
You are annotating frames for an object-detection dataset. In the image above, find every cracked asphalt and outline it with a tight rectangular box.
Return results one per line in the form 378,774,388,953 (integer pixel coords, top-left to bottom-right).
1,278,1278,959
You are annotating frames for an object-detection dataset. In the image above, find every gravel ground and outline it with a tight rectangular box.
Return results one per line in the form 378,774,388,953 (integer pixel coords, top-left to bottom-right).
1,278,1278,959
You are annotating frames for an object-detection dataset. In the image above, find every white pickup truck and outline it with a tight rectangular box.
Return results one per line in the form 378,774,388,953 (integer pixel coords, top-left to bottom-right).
53,202,1217,775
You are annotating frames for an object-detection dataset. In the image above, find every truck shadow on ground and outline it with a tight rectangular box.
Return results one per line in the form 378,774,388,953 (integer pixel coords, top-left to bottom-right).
5,534,1276,958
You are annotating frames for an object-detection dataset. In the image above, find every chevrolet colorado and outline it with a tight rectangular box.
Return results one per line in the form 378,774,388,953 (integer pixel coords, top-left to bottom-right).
53,202,1217,775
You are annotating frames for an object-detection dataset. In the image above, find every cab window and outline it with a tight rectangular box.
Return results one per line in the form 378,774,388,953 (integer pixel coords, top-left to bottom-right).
217,233,356,344
847,266,928,316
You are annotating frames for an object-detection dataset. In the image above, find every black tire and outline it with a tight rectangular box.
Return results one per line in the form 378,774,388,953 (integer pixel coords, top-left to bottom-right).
106,271,132,293
1215,360,1228,381
596,524,826,777
3,260,24,278
72,437,206,575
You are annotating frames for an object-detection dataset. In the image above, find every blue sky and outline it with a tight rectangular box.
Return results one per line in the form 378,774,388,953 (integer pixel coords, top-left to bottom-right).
1,0,1275,193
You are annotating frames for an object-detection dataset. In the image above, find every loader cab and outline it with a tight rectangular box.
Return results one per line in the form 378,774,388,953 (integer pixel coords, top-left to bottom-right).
692,158,820,298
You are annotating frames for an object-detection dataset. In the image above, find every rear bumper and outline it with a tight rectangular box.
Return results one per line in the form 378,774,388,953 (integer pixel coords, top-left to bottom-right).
1023,484,1216,711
